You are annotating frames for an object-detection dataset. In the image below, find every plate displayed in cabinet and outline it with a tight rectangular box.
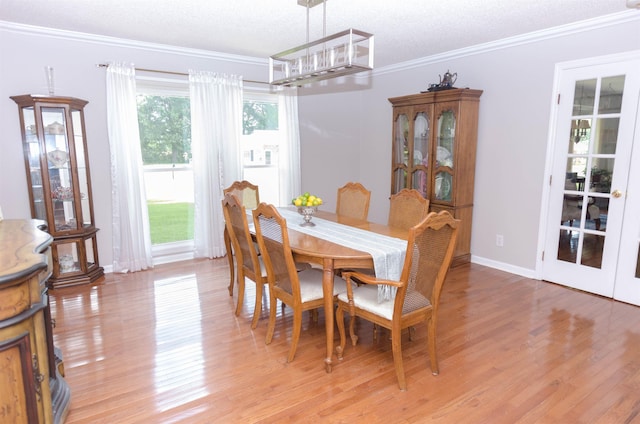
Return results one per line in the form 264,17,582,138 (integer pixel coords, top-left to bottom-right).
435,173,452,200
436,146,452,167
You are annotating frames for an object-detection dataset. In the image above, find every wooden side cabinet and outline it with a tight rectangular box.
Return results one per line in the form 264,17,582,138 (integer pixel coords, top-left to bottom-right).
389,88,482,266
11,95,104,288
0,219,71,423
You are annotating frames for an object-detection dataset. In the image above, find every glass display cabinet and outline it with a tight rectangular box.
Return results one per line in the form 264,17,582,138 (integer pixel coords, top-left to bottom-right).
11,94,104,288
389,88,482,266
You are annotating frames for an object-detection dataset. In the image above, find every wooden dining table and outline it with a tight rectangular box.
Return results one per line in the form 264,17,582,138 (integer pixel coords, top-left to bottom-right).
282,209,408,373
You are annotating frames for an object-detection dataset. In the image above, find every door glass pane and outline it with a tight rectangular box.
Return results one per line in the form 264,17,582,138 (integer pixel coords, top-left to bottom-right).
43,107,76,232
412,169,428,198
85,237,96,268
572,79,596,116
393,169,405,193
22,107,47,220
434,171,452,202
598,75,625,114
395,113,409,168
393,113,409,192
565,158,587,193
593,117,619,155
413,112,429,196
71,109,92,229
437,110,455,166
590,158,614,194
581,234,604,269
58,241,79,274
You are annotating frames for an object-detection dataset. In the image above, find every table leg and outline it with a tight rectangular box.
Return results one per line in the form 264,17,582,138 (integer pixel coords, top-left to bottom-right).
322,258,335,373
224,227,234,296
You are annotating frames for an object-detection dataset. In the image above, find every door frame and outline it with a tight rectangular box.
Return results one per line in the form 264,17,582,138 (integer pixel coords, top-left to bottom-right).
535,49,640,281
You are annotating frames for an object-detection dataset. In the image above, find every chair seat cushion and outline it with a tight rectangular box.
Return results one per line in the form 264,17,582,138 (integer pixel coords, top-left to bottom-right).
337,285,431,320
298,268,349,303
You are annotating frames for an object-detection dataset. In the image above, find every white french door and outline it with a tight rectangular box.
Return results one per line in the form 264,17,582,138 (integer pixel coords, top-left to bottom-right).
542,52,640,302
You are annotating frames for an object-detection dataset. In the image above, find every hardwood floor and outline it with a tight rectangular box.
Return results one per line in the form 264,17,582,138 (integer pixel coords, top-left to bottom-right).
49,258,640,423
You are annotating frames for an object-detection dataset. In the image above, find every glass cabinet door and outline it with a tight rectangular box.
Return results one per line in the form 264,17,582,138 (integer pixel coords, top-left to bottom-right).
435,107,457,202
411,111,430,197
21,107,47,220
392,112,410,193
71,109,92,229
42,107,77,233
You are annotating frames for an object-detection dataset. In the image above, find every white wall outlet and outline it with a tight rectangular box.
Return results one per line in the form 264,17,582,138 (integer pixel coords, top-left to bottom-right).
496,234,504,247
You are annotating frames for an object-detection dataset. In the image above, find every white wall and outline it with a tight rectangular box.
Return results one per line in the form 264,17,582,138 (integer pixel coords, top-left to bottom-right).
298,12,640,274
0,23,267,270
1,13,639,276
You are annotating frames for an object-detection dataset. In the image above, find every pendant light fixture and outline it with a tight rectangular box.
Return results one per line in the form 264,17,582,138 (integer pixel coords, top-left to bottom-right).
269,0,374,86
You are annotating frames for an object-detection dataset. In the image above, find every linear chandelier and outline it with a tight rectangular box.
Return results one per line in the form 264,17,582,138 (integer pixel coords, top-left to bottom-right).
269,0,374,86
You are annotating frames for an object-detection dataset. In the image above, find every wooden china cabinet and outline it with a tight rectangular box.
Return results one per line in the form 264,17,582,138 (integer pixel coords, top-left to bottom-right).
11,95,104,288
389,88,482,266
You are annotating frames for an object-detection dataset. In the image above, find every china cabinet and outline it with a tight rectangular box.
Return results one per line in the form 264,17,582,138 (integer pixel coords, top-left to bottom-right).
0,219,71,423
11,95,104,288
389,88,482,266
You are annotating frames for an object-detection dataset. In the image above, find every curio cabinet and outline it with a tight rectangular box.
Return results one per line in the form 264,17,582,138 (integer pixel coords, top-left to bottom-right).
11,95,104,288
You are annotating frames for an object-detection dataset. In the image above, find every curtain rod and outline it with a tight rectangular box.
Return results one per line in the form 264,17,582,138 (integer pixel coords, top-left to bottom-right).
96,63,271,85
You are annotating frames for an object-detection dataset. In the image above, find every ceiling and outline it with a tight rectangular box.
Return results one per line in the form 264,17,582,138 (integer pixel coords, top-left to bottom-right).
0,0,632,69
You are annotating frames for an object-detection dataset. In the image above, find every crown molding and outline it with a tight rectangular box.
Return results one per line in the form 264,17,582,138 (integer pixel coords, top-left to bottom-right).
0,20,268,66
370,10,640,77
2,10,637,75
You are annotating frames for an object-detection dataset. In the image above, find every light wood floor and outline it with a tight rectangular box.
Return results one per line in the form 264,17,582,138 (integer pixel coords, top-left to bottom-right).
49,258,640,423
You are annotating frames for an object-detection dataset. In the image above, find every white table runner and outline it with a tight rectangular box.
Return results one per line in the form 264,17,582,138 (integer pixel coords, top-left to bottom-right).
277,208,407,301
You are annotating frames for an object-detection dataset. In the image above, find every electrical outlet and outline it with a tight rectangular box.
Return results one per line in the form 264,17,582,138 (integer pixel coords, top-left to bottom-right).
496,234,504,247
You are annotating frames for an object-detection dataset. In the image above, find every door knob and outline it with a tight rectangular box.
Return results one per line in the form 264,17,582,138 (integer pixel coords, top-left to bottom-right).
612,189,623,198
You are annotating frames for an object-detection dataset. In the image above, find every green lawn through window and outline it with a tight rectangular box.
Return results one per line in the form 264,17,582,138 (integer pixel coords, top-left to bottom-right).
147,202,194,244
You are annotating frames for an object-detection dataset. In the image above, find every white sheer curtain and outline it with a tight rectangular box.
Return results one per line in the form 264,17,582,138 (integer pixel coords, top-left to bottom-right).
189,71,243,258
277,87,302,206
106,63,153,272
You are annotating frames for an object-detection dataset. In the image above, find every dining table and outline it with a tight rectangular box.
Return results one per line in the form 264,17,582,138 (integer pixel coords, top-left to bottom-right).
276,208,409,373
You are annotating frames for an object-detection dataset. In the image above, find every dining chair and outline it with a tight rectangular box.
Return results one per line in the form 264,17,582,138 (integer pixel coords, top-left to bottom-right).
336,182,371,221
221,192,267,329
388,189,430,230
335,211,459,390
223,180,260,296
252,202,349,362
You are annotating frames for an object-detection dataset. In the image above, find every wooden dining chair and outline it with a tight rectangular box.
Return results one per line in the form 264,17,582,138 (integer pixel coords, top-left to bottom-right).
221,193,266,329
336,182,371,221
223,180,259,296
252,202,349,362
388,189,430,231
335,211,459,390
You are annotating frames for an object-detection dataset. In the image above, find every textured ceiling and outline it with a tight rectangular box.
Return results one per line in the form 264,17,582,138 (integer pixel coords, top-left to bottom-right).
0,0,633,68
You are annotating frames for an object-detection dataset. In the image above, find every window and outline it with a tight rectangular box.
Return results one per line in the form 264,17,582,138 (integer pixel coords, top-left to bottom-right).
135,80,287,260
137,79,194,254
242,91,281,204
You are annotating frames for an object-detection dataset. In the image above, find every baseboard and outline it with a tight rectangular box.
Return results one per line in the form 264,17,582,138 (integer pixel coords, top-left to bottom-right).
470,255,537,279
